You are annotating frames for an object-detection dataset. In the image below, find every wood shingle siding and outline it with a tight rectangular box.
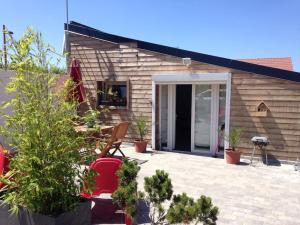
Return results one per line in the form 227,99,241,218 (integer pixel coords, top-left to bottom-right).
68,32,300,161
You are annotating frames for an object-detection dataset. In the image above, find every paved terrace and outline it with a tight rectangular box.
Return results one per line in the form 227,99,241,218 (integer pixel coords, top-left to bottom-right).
93,147,300,225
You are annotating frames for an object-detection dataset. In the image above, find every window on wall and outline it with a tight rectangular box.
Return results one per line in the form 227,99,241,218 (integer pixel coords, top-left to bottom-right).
97,80,129,109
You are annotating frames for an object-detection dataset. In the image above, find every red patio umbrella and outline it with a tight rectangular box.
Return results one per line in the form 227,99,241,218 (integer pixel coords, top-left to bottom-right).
69,58,86,103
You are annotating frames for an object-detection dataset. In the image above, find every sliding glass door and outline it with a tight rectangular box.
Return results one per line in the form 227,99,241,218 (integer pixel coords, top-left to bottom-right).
160,83,226,154
194,85,211,151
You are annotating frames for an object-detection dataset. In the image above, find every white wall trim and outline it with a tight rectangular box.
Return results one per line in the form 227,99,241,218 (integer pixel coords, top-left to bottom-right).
152,73,230,84
159,85,162,150
224,73,232,150
151,81,156,149
191,85,196,151
152,73,232,152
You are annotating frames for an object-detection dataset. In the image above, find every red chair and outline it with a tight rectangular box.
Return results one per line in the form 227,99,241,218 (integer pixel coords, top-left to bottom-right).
81,157,122,199
0,144,5,188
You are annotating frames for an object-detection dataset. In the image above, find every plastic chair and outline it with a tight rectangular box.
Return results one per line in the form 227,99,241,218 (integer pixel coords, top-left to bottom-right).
81,157,122,199
0,144,4,176
0,144,5,188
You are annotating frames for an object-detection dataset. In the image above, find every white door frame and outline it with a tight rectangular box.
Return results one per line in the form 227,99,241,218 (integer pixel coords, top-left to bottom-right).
152,73,231,151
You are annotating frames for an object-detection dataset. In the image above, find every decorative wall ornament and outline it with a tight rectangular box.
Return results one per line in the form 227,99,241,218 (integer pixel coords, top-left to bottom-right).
255,101,270,117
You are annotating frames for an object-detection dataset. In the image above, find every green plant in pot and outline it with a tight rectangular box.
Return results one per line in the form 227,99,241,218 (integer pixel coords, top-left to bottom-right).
134,114,148,153
0,28,97,225
224,128,243,164
83,110,100,128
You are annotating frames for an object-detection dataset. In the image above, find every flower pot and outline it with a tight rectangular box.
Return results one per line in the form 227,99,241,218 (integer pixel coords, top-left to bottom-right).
0,200,91,225
225,149,241,164
134,140,148,153
124,213,133,225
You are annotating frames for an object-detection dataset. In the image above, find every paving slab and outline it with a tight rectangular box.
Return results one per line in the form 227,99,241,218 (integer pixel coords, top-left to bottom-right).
93,147,300,225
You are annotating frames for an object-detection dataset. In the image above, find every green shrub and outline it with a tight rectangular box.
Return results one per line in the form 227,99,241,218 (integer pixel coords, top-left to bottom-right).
142,170,173,224
112,158,140,220
141,170,219,225
0,28,96,216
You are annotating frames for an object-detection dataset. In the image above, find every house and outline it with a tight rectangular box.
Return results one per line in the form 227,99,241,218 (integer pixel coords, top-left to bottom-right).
64,21,300,162
0,70,15,148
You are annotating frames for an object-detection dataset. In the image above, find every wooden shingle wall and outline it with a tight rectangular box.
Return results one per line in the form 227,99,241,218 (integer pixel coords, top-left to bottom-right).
69,32,300,161
231,73,300,161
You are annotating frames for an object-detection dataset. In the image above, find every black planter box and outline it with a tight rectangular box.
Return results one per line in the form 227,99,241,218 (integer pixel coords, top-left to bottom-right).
0,200,91,225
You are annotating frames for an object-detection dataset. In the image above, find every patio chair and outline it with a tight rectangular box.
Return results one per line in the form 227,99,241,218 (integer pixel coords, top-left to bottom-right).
98,122,130,158
81,157,122,198
0,144,6,189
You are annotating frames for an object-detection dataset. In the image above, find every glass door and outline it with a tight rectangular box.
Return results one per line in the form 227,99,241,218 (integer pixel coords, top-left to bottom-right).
193,85,212,151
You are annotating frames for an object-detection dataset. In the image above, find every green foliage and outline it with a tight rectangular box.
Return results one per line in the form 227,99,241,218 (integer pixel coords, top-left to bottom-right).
112,158,140,220
141,170,218,225
166,194,219,225
83,109,100,128
50,65,66,75
142,170,173,224
195,195,219,225
225,128,243,151
144,170,173,204
135,114,148,141
167,193,197,224
0,28,97,216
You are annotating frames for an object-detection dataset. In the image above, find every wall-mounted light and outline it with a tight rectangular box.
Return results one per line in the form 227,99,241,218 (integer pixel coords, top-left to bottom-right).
182,57,191,66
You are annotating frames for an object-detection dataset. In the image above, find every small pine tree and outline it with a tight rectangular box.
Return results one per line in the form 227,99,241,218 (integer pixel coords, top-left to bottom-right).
112,158,140,220
166,193,197,224
166,194,219,225
195,195,219,225
142,170,173,224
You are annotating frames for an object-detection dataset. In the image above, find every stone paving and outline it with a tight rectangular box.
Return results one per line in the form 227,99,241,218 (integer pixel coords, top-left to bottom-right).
93,147,300,225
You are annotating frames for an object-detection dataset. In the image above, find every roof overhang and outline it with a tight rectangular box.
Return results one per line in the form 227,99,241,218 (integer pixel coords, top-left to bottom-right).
64,21,300,83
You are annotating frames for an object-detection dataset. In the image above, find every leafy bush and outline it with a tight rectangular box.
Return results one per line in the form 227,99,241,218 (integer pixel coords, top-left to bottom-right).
0,28,96,216
112,158,140,220
135,114,148,141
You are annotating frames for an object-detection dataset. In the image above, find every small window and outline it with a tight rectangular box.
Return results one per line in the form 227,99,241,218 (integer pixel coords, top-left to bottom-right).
97,81,129,108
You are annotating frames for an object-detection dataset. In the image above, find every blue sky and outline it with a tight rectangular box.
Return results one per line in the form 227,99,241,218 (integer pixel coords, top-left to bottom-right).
1,0,300,71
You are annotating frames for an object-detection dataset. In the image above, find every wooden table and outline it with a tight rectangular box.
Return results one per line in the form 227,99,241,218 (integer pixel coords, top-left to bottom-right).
74,125,114,134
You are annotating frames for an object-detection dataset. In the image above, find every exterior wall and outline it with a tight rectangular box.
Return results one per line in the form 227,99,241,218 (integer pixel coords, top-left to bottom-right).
68,32,300,161
0,70,15,148
231,73,300,161
68,32,230,142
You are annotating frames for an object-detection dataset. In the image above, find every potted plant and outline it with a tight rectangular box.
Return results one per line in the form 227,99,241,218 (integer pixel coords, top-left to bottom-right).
134,114,148,153
112,158,140,225
0,29,96,225
224,128,244,164
83,110,99,128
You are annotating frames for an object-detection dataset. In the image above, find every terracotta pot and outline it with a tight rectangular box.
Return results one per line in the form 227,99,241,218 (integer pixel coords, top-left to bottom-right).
134,140,148,153
225,149,241,164
124,213,133,225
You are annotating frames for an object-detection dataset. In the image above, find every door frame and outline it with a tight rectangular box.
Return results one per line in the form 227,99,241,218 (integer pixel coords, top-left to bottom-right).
152,73,232,152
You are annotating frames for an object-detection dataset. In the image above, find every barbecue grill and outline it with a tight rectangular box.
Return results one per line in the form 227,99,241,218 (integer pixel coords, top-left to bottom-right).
250,136,269,165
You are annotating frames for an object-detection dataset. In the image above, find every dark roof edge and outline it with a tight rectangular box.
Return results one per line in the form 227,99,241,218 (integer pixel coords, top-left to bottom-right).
65,21,300,83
